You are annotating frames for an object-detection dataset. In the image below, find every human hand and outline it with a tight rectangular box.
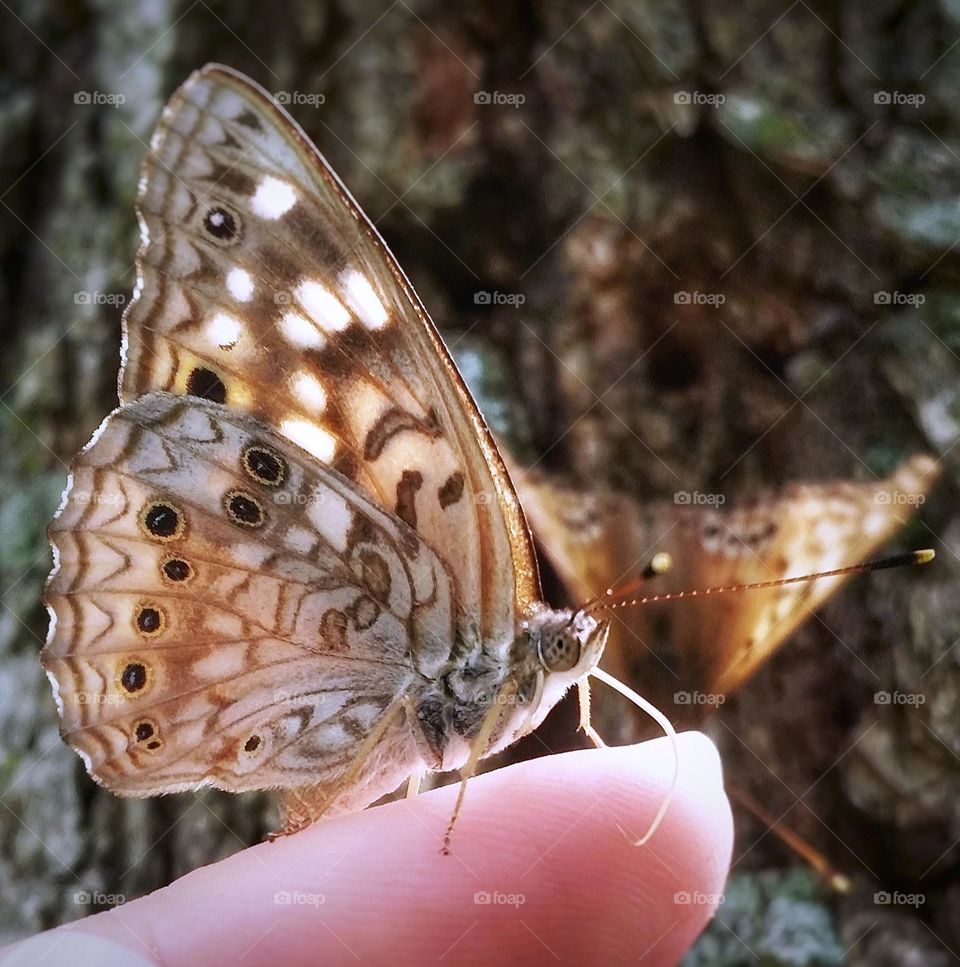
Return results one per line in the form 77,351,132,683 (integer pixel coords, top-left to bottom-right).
2,733,731,966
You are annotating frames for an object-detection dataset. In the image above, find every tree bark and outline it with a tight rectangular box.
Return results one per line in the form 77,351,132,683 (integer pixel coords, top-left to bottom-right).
2,0,958,960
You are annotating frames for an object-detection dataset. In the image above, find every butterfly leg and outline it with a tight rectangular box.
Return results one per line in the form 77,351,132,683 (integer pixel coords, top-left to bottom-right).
269,789,313,840
442,679,518,855
406,773,422,799
577,676,607,748
270,696,412,839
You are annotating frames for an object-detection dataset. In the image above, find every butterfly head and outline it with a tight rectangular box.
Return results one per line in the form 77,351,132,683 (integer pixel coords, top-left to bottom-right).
530,608,609,678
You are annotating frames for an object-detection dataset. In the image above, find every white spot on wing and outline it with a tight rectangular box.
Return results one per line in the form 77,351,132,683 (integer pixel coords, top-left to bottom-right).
291,371,327,411
226,267,255,301
250,176,297,219
279,311,326,350
207,311,243,349
281,418,336,463
340,269,388,330
307,488,352,553
286,525,317,555
296,280,351,332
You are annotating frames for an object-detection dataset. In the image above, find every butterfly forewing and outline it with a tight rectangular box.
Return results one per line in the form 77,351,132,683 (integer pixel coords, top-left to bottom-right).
120,64,539,647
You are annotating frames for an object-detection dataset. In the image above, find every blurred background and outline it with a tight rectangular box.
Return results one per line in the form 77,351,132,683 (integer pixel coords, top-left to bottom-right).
1,1,959,963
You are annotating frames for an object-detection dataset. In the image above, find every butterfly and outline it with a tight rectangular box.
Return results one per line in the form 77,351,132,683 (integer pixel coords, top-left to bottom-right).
41,64,673,850
505,454,938,738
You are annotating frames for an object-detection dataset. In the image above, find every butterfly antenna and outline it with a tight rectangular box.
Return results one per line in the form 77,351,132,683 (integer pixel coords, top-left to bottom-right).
584,549,935,615
579,552,673,615
726,784,851,893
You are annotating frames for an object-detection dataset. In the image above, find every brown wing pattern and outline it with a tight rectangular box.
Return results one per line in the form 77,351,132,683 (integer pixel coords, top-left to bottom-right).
120,64,539,648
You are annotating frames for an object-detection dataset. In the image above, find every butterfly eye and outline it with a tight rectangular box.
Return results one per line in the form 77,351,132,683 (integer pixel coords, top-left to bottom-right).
202,204,242,245
241,444,288,487
224,489,266,528
537,633,581,673
139,501,186,541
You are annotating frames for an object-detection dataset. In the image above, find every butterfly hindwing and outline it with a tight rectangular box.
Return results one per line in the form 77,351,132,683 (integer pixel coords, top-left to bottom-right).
43,392,455,804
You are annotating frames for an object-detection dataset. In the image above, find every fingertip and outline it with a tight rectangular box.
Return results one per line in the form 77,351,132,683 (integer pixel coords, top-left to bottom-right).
5,735,732,966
